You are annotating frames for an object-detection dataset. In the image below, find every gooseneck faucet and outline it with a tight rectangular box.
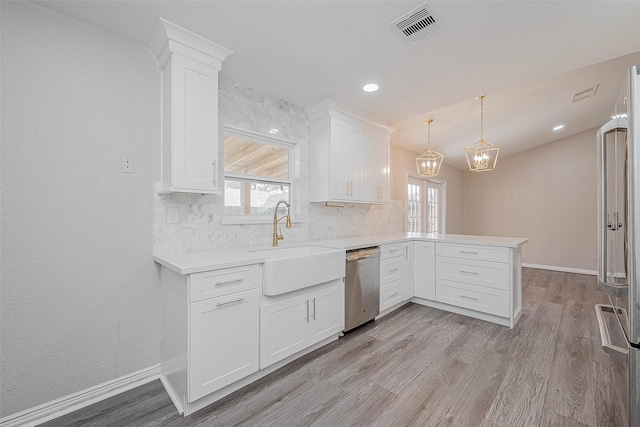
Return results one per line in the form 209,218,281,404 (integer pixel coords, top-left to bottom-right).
272,199,292,247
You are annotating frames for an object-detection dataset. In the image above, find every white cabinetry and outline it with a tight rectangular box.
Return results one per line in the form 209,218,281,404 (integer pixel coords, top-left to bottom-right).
413,241,436,300
433,242,522,328
379,243,411,312
260,281,344,369
148,19,233,194
307,99,393,204
159,263,260,414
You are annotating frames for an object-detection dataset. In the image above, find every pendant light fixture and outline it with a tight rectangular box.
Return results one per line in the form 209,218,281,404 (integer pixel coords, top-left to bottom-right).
416,118,444,177
464,95,499,172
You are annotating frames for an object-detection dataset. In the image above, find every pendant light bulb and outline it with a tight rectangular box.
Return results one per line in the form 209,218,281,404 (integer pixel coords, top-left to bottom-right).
416,118,444,177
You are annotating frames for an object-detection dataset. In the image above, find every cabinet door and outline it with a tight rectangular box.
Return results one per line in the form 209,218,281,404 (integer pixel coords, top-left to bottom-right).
170,54,219,193
189,289,259,402
413,241,436,300
260,294,309,369
309,283,344,345
330,118,363,200
403,243,414,299
363,130,390,203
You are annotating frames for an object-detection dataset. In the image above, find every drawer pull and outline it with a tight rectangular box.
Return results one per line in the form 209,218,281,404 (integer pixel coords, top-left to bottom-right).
389,249,400,253
216,297,244,307
459,270,478,275
460,295,478,301
460,250,478,254
389,268,399,273
215,277,244,286
389,292,400,298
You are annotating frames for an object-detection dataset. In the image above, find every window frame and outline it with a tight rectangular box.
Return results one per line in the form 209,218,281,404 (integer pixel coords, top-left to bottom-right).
222,126,297,225
406,173,446,234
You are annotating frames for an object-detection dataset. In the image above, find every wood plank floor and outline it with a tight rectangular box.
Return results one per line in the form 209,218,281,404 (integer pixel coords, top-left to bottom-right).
41,268,628,427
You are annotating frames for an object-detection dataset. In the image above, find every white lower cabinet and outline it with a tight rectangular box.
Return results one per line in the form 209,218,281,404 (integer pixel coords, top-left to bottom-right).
260,281,344,369
413,241,436,300
189,289,259,401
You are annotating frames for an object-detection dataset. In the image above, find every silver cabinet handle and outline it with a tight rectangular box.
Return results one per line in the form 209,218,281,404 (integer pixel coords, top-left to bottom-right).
212,160,217,185
459,270,478,275
346,181,350,196
306,299,309,322
216,297,244,307
215,277,243,286
312,298,316,320
389,249,399,253
349,181,354,196
405,246,408,260
460,295,478,301
460,250,478,254
389,292,399,298
389,268,399,273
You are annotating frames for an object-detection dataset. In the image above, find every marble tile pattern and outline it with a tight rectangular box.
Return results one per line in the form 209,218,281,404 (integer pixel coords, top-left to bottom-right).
153,77,403,254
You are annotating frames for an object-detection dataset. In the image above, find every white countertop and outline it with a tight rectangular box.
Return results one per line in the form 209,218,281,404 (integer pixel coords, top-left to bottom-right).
154,233,529,275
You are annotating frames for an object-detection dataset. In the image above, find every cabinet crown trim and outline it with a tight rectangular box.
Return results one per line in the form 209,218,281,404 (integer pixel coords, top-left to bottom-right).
148,18,234,71
306,98,395,136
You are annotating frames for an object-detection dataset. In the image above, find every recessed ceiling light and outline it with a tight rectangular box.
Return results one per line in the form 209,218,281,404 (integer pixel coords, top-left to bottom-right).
269,128,279,134
363,83,379,93
553,124,565,131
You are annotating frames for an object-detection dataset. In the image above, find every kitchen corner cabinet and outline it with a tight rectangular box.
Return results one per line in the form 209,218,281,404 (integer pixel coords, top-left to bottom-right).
260,280,344,369
413,241,436,300
148,19,233,194
307,99,393,204
159,263,260,412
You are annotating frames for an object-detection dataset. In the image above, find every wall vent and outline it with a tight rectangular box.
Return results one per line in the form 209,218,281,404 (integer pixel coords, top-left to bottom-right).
571,84,599,103
390,2,444,45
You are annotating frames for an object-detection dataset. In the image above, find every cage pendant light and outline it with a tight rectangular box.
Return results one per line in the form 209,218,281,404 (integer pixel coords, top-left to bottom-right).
464,95,499,172
416,118,444,177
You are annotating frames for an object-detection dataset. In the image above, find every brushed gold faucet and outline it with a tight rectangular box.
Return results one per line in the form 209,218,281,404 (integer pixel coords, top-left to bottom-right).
272,199,292,247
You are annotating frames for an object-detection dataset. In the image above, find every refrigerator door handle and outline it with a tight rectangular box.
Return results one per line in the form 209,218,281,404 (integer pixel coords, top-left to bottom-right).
595,304,629,356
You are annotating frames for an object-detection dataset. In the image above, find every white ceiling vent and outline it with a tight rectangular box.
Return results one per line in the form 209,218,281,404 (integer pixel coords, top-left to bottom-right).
390,2,444,45
571,84,599,103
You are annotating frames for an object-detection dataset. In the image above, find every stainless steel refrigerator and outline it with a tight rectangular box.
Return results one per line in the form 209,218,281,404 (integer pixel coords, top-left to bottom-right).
596,64,640,427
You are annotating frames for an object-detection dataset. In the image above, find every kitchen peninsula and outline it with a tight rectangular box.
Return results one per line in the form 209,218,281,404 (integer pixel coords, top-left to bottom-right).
154,232,528,416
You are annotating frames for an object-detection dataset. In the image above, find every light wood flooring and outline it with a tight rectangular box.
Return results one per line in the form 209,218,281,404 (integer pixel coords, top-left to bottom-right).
41,268,628,426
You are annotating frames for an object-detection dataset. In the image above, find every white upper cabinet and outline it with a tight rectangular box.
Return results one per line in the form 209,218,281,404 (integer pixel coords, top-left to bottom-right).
148,19,233,194
307,99,393,204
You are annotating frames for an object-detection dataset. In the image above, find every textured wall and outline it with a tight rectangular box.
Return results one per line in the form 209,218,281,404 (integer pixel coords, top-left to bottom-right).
462,128,598,271
1,2,161,417
153,77,403,254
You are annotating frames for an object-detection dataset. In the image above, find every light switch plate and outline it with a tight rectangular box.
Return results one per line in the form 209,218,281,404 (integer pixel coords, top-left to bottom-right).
121,156,134,174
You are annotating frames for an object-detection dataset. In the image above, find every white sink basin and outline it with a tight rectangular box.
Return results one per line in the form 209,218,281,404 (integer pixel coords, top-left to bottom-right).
252,245,346,296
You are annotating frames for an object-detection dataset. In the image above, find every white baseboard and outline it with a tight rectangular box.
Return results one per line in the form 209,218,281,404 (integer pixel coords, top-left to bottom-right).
0,365,160,427
522,263,597,276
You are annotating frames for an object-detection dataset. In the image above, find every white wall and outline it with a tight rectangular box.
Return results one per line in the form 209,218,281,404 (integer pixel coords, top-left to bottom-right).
462,128,598,271
1,2,161,417
390,143,463,233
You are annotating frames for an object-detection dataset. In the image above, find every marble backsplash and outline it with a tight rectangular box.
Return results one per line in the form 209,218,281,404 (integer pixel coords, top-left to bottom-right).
153,77,403,254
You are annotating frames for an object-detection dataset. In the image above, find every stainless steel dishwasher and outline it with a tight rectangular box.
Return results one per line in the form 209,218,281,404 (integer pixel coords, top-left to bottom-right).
344,247,380,332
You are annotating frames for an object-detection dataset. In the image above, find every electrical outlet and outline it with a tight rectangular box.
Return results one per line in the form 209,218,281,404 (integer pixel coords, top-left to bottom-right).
167,207,179,224
121,156,134,174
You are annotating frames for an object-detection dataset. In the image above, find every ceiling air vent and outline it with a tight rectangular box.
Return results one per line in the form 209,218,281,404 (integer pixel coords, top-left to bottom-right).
571,84,599,103
390,2,444,45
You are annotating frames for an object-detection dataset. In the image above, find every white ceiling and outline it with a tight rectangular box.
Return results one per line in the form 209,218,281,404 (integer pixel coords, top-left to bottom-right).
35,1,640,169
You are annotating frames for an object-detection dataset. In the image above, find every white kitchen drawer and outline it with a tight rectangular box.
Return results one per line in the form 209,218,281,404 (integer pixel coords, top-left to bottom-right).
436,279,509,317
380,257,403,284
380,279,403,312
436,242,509,263
436,256,509,290
380,243,404,260
190,264,260,302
